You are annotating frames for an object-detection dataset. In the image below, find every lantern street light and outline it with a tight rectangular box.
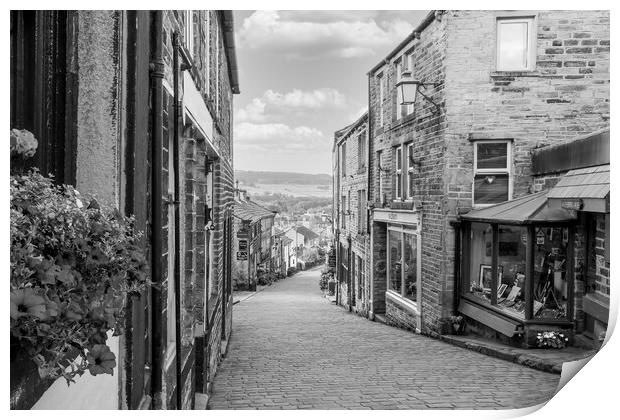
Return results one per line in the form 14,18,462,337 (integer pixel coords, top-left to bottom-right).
395,73,441,113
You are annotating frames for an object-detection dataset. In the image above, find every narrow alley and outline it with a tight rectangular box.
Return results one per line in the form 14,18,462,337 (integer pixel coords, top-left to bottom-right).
209,268,561,410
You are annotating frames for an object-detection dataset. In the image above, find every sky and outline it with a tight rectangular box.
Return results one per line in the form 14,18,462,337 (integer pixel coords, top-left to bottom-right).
232,10,429,175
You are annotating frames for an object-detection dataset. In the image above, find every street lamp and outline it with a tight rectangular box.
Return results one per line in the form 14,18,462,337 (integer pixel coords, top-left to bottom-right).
395,73,441,113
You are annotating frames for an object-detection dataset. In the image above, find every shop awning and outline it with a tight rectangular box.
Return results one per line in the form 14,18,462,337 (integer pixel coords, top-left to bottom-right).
547,165,609,213
460,190,577,224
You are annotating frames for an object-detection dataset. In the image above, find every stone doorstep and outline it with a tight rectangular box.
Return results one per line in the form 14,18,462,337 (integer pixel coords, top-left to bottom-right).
194,392,209,410
438,334,597,375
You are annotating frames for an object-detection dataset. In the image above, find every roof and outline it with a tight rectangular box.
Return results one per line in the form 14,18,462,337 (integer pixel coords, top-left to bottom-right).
334,112,368,147
547,164,609,200
294,225,319,240
461,190,577,224
234,199,274,223
221,11,240,94
280,236,293,246
368,11,438,75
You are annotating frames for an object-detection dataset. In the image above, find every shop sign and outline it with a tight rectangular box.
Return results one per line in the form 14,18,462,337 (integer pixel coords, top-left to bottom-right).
561,198,583,211
236,251,248,261
238,239,248,251
536,230,545,245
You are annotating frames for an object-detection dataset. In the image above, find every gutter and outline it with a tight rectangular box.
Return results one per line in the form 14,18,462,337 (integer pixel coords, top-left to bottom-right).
221,11,240,94
367,10,437,75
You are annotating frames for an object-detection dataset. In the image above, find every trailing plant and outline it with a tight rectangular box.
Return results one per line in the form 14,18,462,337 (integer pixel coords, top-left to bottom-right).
10,169,149,384
536,331,569,349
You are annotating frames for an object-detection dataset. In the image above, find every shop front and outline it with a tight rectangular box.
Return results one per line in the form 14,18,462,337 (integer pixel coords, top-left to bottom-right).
458,191,578,347
547,164,610,348
373,208,422,332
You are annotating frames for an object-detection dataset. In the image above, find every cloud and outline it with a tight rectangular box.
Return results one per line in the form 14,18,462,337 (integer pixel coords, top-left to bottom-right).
236,88,347,123
234,122,329,153
237,10,418,59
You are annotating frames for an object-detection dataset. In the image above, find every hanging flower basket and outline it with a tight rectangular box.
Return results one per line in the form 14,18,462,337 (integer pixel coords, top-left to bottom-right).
10,168,149,384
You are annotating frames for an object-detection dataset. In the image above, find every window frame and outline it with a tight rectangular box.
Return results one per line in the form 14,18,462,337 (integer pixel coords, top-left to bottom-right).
496,16,537,72
473,140,513,207
406,142,414,200
357,130,367,174
377,150,384,203
395,53,415,118
386,225,422,310
341,142,347,178
395,146,403,200
184,10,194,58
377,73,384,127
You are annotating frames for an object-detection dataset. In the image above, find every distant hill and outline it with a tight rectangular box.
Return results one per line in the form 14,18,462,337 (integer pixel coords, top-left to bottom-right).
235,170,331,186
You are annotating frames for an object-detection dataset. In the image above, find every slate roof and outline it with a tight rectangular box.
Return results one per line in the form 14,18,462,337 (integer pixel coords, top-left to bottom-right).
547,164,609,200
234,199,275,223
294,225,319,240
461,190,577,224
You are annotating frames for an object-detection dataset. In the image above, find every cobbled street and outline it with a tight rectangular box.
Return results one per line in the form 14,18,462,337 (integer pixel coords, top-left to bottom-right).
209,267,561,410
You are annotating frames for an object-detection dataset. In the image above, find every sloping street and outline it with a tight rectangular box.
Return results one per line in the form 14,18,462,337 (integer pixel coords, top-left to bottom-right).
209,267,561,410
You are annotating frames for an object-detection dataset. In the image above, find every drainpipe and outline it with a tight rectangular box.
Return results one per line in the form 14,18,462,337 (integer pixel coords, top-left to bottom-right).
366,74,372,318
450,220,462,314
172,31,191,410
149,10,164,408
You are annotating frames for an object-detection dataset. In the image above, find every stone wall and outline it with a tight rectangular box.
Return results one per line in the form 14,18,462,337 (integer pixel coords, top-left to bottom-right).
335,114,371,316
368,13,449,333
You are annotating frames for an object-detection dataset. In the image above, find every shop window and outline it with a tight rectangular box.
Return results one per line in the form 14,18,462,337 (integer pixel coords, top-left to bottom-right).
473,141,511,206
533,227,568,320
388,227,419,303
496,16,535,71
494,225,528,319
465,222,570,321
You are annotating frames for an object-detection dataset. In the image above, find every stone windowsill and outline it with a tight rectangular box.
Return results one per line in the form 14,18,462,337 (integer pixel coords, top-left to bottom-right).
490,70,542,78
386,290,420,316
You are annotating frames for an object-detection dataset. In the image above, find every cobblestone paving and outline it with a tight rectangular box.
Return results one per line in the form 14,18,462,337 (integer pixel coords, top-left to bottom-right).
209,268,560,410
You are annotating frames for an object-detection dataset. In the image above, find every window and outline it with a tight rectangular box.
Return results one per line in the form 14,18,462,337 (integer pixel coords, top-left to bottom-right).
378,74,384,127
184,10,194,56
473,141,512,206
341,143,347,177
376,151,384,203
496,17,535,71
357,189,366,234
388,227,420,304
394,146,403,200
464,222,569,322
406,143,415,199
341,195,346,229
357,131,367,173
357,254,364,299
395,54,414,118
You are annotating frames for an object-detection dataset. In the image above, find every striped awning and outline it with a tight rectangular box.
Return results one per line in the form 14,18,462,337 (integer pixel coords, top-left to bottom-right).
547,165,609,213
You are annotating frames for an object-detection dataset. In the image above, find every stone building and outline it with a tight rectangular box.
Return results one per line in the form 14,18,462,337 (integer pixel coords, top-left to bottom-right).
232,190,276,290
10,10,239,409
333,112,370,315
363,10,609,345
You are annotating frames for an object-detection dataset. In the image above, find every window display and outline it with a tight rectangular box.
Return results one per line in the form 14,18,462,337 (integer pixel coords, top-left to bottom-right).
388,230,402,293
387,226,420,304
468,223,492,302
533,227,568,320
494,225,527,319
